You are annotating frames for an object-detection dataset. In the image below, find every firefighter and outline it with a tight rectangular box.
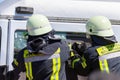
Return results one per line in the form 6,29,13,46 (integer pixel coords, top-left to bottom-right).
11,14,71,80
71,16,120,76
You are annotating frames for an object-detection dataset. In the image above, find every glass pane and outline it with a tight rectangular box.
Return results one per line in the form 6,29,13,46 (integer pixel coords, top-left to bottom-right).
55,32,91,46
14,30,27,54
55,32,90,42
14,30,90,54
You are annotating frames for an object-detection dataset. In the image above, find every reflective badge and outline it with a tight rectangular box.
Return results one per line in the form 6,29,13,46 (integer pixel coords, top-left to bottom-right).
97,43,120,56
97,43,120,73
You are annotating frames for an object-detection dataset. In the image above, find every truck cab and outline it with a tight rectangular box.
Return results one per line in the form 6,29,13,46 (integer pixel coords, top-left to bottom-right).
0,0,120,76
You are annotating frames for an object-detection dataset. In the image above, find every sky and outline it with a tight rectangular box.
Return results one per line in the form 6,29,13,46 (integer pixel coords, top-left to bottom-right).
0,0,4,3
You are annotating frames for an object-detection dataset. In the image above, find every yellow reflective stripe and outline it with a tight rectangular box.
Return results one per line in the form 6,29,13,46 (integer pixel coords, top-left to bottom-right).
96,44,120,73
81,62,87,69
51,58,57,80
99,60,104,71
68,43,72,50
81,56,87,68
72,58,80,68
50,48,61,80
99,60,109,73
97,43,120,56
24,50,29,58
56,57,61,80
55,48,60,54
24,50,33,80
104,60,109,73
25,63,30,80
25,62,33,80
13,59,18,66
68,44,75,57
51,58,61,80
29,62,33,79
70,51,74,57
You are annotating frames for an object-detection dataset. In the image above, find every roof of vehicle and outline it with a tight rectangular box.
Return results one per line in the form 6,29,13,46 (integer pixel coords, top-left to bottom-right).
0,0,120,20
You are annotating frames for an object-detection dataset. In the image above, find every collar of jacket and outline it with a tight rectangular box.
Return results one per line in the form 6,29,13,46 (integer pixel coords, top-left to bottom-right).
90,35,117,46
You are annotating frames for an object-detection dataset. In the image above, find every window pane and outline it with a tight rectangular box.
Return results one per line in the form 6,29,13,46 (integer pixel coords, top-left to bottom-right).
14,30,90,54
14,30,27,54
55,32,90,42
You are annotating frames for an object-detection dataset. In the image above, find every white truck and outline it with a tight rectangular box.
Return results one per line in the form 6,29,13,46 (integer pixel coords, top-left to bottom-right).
0,0,120,77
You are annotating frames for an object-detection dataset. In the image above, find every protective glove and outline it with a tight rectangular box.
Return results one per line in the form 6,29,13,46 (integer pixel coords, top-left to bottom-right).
67,49,81,68
72,42,86,56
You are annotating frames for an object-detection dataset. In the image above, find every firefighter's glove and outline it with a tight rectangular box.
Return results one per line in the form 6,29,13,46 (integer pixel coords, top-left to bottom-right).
72,42,86,56
70,52,80,61
70,53,81,68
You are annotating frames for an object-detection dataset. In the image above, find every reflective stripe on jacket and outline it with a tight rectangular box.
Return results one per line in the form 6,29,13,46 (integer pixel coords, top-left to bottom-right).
97,43,120,73
12,40,70,80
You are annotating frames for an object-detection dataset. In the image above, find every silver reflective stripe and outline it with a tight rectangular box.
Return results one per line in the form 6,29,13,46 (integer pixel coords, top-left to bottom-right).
25,54,60,62
99,52,120,60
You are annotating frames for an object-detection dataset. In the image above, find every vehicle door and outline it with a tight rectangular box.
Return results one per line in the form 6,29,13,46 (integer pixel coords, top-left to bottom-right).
7,20,27,71
0,19,8,75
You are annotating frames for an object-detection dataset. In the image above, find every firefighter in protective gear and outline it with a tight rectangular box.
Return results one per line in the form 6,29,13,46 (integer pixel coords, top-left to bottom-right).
71,16,120,76
12,14,71,80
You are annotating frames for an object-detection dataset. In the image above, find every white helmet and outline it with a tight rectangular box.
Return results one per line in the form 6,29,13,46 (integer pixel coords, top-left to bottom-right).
26,14,52,36
86,16,114,37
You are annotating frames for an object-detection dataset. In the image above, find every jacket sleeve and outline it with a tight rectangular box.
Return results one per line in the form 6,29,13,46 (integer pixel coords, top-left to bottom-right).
13,48,26,70
6,55,21,80
11,49,26,80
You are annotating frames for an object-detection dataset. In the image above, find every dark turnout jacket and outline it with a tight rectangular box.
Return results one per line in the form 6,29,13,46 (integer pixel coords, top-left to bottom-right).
73,35,120,76
12,39,70,80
